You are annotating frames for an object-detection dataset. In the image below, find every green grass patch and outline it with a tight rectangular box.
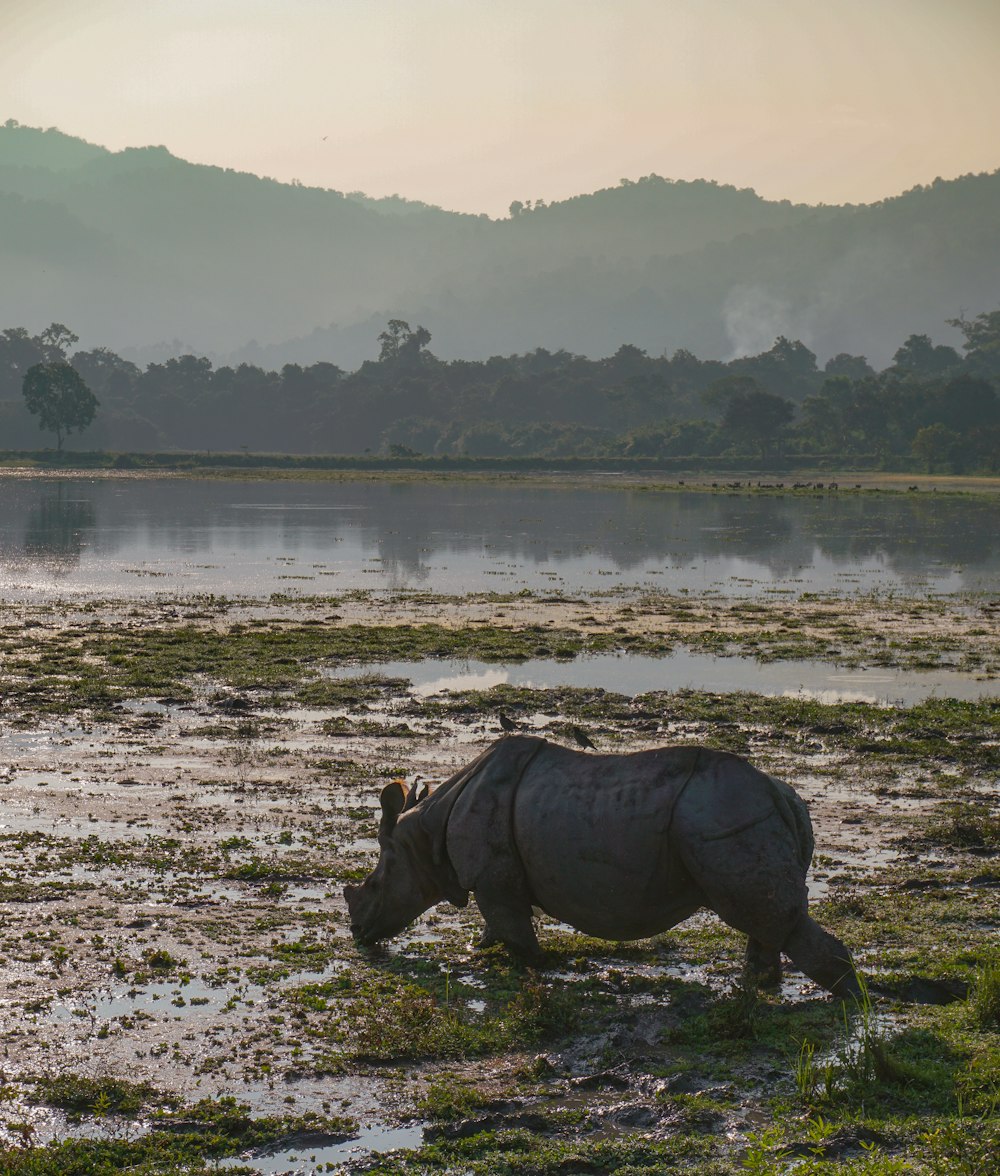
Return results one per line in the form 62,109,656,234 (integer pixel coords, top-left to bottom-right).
29,1075,175,1119
294,965,591,1063
1,1094,358,1175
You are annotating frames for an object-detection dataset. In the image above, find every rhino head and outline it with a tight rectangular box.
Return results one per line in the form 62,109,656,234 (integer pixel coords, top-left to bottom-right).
344,778,468,946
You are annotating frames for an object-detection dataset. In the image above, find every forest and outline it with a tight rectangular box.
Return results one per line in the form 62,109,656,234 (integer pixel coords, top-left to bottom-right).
1,310,998,471
3,122,1000,370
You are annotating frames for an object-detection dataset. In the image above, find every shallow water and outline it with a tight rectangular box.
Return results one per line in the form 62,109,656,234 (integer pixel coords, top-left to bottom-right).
52,975,268,1024
1,476,997,599
220,1121,426,1174
328,650,998,706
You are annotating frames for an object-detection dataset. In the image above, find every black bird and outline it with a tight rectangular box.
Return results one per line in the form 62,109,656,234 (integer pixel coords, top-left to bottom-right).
571,725,597,751
498,712,517,734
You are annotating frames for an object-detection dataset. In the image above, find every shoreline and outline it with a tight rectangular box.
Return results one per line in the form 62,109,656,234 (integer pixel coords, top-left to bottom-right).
1,461,1000,495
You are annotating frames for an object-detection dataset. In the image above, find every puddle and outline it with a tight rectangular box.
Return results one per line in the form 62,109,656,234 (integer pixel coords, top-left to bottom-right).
0,724,91,756
326,650,997,707
221,1121,425,1173
53,957,352,1030
549,956,824,1005
120,698,195,716
53,975,271,1025
345,836,385,857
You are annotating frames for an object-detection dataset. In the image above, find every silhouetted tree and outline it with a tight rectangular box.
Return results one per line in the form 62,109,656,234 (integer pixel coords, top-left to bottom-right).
377,320,432,366
949,309,1000,377
22,362,98,450
37,322,79,363
890,333,960,378
0,323,77,399
800,377,886,454
701,374,760,419
70,346,140,402
3,303,1000,467
930,375,999,435
824,352,875,380
730,337,818,401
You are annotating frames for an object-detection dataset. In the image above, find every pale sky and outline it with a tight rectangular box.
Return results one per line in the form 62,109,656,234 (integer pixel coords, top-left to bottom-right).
3,0,999,215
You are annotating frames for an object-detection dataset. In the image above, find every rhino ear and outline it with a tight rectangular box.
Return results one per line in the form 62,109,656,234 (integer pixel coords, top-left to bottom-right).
401,778,426,814
378,779,407,843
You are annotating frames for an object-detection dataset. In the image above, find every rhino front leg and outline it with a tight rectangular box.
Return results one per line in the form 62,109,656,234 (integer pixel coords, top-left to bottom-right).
474,885,544,965
744,937,782,989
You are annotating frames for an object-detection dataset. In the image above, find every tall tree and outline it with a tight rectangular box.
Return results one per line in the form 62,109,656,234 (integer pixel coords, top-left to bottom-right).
22,362,99,450
948,309,1000,377
890,333,960,378
377,320,432,367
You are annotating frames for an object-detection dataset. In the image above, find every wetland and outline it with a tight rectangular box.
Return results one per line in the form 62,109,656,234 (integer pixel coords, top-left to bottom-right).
0,471,998,1174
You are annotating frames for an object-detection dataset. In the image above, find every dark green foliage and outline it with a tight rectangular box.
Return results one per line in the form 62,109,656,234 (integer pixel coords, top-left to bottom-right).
22,362,98,450
972,958,1000,1030
2,309,997,467
418,1078,493,1122
361,1129,718,1174
0,289,999,466
924,803,1000,851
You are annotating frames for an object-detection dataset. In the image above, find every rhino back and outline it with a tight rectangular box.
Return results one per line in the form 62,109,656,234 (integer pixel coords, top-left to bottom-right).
506,743,706,938
671,752,811,832
443,740,812,943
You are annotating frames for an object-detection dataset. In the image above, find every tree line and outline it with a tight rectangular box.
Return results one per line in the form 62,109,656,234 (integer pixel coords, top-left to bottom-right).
1,310,998,471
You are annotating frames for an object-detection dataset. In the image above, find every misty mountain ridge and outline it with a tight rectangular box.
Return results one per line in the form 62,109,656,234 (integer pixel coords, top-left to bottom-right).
1,120,997,369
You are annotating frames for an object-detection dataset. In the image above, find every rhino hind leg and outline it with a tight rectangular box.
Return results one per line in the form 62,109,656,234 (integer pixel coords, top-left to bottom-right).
744,937,782,989
674,812,858,1000
782,915,860,1002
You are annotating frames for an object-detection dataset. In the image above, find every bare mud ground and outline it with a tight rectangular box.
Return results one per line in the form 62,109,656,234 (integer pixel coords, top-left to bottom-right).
0,587,998,1174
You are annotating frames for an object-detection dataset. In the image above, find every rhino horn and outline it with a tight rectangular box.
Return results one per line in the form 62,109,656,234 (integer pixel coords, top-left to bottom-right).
378,779,408,844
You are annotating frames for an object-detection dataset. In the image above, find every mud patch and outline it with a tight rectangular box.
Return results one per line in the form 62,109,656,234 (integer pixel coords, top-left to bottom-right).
0,587,998,1170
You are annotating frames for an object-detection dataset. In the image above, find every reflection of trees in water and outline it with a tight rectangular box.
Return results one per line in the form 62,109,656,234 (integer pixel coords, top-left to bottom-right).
762,494,998,579
0,478,996,589
365,486,999,585
22,485,97,577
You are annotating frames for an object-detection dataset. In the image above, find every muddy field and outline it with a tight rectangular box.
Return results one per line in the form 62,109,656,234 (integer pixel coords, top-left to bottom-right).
0,581,998,1173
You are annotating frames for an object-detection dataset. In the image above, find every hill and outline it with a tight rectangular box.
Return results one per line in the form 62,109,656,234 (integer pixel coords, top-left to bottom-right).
1,121,997,367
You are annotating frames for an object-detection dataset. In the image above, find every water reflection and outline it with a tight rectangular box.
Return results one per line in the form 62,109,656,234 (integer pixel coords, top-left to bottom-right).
328,652,999,706
0,476,997,599
11,485,96,578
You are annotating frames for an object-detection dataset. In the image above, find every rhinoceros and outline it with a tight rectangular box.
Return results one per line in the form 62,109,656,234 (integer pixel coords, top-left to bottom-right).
344,736,859,999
